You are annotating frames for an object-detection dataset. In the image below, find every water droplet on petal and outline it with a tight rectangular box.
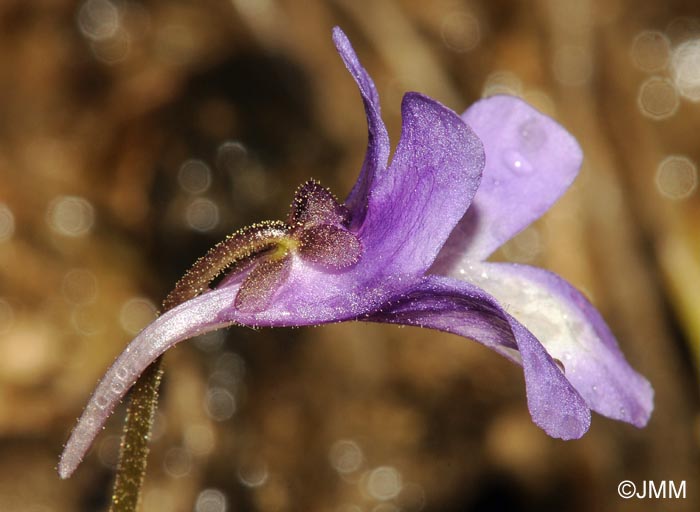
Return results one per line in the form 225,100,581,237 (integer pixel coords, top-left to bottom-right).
519,118,547,152
592,385,598,393
619,407,626,418
95,394,109,410
110,380,125,394
502,149,533,174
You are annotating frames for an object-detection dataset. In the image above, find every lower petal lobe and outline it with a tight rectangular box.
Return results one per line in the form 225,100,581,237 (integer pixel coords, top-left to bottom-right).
450,262,653,427
365,274,591,440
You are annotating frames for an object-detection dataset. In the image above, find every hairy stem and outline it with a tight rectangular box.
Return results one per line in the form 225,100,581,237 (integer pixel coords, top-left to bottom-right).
108,222,288,511
109,359,163,512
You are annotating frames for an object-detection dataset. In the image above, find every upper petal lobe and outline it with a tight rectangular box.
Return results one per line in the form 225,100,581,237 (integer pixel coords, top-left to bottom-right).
333,27,390,227
358,93,484,278
434,95,583,266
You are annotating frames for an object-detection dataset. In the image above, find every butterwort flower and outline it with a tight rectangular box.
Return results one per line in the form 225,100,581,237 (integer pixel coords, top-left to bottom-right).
59,27,653,478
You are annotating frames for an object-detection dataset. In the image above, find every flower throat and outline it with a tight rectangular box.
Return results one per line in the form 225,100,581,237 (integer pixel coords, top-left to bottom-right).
164,179,363,313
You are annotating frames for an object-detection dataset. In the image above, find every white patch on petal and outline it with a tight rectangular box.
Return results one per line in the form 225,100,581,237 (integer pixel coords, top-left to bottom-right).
452,262,653,426
457,264,589,372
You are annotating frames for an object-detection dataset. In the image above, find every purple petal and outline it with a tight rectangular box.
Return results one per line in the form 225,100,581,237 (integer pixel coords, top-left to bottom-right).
358,93,484,277
58,284,243,479
366,275,591,440
332,27,390,228
445,262,653,427
434,95,582,265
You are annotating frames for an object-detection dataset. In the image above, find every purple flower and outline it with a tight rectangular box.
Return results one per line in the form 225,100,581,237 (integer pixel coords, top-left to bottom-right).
58,27,653,478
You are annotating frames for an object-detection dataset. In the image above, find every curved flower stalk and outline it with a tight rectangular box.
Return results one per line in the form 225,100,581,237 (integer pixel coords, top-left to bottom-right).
59,27,653,480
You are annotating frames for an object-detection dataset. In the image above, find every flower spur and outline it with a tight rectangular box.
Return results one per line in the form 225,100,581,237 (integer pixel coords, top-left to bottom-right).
59,27,652,479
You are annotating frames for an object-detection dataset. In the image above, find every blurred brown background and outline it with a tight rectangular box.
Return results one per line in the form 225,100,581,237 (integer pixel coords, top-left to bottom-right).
0,0,699,511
